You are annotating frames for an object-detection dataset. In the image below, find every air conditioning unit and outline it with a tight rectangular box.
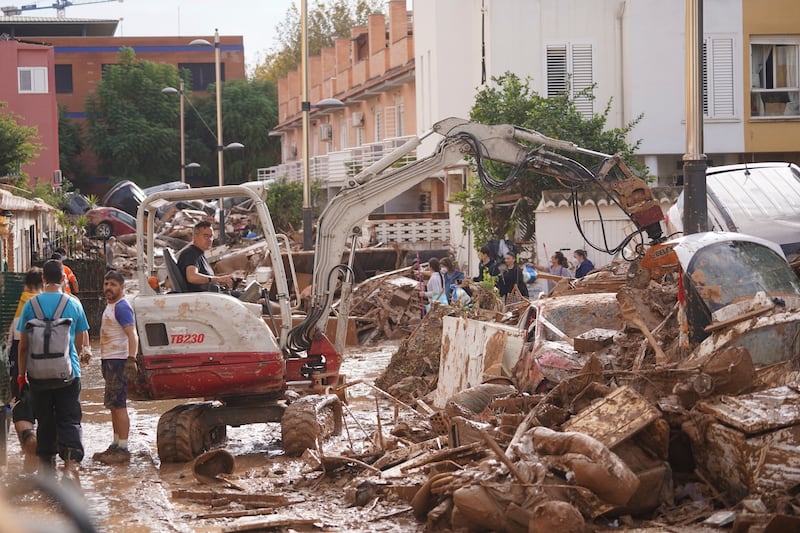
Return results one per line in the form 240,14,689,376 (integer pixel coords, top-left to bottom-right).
351,111,365,127
319,123,333,142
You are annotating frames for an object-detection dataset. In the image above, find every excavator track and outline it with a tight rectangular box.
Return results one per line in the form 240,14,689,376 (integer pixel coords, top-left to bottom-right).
157,403,227,463
280,394,343,456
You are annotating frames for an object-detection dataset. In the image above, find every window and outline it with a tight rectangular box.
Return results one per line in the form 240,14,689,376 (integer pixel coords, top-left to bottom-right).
55,64,73,94
179,62,226,91
546,43,593,117
18,67,47,94
703,36,735,119
355,126,364,147
751,38,800,118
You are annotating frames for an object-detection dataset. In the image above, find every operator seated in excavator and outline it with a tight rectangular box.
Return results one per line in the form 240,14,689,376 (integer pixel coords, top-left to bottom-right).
173,220,266,303
176,221,240,295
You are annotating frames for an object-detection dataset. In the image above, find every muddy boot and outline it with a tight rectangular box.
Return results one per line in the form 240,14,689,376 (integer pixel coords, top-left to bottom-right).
20,429,38,473
61,460,81,489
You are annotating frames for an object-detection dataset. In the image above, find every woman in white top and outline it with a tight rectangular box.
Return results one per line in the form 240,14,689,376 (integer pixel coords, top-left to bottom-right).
421,257,446,303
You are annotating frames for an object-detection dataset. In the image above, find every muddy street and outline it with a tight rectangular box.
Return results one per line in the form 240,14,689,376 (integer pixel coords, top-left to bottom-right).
3,341,422,532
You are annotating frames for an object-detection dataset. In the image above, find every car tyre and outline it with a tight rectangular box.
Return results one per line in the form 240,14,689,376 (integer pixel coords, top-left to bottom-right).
95,222,113,239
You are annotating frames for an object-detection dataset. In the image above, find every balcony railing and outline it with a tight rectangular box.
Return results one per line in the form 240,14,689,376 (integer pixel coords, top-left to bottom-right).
257,135,417,187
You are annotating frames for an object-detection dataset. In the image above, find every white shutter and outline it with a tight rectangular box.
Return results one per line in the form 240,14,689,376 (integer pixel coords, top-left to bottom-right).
571,44,594,117
547,45,568,97
384,105,396,138
711,37,735,118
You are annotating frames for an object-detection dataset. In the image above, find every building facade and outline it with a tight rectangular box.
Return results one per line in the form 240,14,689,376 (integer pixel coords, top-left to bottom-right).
415,0,800,182
0,37,60,184
265,1,444,230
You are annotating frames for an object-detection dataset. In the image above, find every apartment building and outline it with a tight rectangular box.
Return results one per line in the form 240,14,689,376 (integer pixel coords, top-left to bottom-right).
264,1,451,247
0,37,60,183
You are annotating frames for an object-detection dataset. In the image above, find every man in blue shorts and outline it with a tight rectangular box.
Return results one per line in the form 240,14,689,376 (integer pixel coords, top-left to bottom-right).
93,270,138,465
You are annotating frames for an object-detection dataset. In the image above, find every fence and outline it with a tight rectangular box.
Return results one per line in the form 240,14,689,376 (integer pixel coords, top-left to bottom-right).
373,218,450,246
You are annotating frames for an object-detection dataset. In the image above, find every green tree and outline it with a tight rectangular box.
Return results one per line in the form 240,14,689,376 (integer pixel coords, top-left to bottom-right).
458,72,644,248
264,177,322,233
188,78,281,185
85,47,182,186
0,102,40,179
253,0,384,82
58,105,86,187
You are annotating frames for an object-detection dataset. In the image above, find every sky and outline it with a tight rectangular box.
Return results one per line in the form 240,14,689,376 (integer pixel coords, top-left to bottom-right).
42,0,297,71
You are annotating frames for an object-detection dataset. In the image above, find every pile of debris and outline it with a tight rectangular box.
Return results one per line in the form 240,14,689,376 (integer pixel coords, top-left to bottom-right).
316,245,800,531
348,271,424,344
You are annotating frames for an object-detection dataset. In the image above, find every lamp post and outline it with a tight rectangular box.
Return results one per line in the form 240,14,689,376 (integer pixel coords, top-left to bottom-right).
190,29,229,242
301,0,312,250
162,81,202,183
300,0,345,249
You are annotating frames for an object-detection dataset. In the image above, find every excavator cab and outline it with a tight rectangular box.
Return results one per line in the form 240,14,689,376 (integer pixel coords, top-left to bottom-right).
129,183,343,462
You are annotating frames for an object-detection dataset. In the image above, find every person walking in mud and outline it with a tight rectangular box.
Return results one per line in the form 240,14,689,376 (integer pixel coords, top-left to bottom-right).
17,259,90,483
93,270,138,465
7,267,42,471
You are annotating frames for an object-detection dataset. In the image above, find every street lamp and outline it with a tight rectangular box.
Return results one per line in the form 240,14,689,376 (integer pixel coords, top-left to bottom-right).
190,29,229,242
162,82,201,183
300,0,345,249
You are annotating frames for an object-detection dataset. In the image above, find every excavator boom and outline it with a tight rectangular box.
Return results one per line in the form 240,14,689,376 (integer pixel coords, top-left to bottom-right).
287,117,664,355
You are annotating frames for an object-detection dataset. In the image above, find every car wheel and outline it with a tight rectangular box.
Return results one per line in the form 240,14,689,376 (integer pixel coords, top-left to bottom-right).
95,222,113,239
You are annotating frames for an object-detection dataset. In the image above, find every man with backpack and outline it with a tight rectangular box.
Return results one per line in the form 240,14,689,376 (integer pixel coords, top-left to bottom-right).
16,259,90,483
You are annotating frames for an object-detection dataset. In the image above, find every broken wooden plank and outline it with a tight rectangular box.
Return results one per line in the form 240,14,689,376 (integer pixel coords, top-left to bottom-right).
191,508,277,520
171,489,289,507
221,516,320,532
372,436,448,470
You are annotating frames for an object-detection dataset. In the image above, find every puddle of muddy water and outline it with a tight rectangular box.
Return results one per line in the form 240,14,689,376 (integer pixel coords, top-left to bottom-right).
2,340,424,532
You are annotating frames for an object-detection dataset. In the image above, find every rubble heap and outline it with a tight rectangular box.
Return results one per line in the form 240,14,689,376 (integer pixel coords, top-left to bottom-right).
349,273,423,344
316,255,800,532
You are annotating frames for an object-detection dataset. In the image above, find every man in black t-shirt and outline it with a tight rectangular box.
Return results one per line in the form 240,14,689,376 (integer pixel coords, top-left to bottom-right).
177,221,233,292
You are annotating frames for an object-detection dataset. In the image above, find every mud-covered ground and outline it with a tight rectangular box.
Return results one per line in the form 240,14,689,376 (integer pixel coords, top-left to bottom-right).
2,341,423,532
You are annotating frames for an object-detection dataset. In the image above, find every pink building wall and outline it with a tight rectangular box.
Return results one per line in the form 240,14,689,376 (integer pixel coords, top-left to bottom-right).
0,40,60,185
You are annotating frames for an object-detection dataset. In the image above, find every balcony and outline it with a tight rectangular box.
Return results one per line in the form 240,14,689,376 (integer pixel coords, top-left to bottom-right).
257,135,418,188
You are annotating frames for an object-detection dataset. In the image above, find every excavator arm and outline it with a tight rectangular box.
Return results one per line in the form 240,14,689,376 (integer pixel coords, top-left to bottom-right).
285,117,664,356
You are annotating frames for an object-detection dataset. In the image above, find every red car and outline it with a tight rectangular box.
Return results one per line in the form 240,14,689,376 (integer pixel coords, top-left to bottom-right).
86,207,136,238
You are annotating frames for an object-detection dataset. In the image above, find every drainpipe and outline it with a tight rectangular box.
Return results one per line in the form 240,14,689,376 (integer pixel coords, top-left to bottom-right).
682,0,708,234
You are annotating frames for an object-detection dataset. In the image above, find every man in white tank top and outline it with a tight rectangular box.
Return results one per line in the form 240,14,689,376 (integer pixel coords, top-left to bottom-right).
93,270,138,465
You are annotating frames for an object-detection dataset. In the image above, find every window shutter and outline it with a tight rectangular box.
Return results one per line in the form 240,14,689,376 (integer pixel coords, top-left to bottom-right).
571,44,594,117
384,105,396,138
711,37,735,118
547,45,568,98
